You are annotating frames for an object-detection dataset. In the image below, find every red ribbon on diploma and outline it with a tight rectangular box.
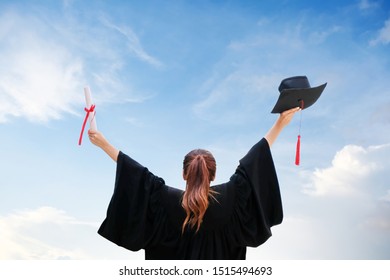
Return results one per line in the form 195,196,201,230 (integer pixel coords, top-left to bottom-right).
78,104,96,145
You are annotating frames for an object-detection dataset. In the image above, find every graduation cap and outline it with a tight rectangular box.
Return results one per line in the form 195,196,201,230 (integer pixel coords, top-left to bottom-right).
271,76,327,165
271,76,327,113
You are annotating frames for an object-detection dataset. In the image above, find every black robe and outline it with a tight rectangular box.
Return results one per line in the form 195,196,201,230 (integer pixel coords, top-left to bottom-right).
98,138,283,260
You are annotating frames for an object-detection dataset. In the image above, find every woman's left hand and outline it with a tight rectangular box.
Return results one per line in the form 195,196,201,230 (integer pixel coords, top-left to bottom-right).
88,130,109,149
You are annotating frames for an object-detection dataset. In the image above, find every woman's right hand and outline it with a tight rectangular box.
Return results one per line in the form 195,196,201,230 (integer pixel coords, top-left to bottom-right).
276,107,301,129
265,107,300,147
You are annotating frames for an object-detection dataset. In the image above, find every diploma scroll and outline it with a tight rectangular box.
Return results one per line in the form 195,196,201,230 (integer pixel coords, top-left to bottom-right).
78,86,97,145
84,86,97,131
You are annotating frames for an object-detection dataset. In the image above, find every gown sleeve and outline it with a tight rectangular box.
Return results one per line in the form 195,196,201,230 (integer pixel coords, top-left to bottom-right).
233,137,283,247
97,151,166,251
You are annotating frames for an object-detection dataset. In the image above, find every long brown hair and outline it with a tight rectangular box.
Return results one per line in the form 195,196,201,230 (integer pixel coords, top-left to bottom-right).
182,149,217,233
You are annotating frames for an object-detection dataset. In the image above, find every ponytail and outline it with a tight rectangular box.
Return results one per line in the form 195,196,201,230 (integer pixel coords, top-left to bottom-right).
182,149,216,233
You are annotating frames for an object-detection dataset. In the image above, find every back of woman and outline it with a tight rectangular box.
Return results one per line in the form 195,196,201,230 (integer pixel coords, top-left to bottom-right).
89,106,301,259
98,138,283,259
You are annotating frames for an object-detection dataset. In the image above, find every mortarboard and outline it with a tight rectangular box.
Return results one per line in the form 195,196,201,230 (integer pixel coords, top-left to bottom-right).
271,76,327,165
271,76,327,113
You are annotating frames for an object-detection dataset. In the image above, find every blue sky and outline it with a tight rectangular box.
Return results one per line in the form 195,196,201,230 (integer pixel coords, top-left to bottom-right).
0,0,389,260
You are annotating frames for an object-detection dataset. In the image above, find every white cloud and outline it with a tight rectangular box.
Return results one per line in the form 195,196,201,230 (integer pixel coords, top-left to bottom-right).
0,8,159,124
303,143,390,197
249,142,390,259
380,190,390,202
249,213,390,259
361,216,390,231
0,206,146,260
358,0,380,11
370,18,390,46
0,206,145,260
0,11,84,123
0,207,96,259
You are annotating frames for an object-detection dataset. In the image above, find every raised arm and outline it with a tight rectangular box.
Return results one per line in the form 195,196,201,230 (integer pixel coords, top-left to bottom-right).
265,107,300,147
88,130,119,162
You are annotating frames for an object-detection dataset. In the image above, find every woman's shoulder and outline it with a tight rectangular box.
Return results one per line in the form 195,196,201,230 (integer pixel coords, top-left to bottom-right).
157,185,185,229
197,180,238,230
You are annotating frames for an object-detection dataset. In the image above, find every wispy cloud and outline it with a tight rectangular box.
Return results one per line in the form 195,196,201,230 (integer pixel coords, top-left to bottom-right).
0,6,160,124
99,16,163,68
193,72,280,124
358,0,380,11
309,25,342,44
125,116,144,127
370,18,390,46
192,16,339,125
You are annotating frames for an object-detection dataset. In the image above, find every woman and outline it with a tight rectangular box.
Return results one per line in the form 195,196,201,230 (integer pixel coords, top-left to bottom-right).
89,107,300,259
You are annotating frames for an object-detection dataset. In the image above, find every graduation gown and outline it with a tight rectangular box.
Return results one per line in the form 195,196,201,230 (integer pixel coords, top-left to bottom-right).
98,138,283,260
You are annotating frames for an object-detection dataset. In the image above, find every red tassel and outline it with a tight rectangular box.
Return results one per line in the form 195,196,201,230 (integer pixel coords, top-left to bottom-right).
295,135,301,166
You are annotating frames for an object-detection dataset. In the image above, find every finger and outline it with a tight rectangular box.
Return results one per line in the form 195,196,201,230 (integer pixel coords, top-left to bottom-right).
280,107,296,116
289,106,300,113
89,130,99,138
287,107,301,115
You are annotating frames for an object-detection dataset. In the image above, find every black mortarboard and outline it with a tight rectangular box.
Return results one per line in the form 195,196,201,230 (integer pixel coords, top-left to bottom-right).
271,76,327,165
271,76,327,113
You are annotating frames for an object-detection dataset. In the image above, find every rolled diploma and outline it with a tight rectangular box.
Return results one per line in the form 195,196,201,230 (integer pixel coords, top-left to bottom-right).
84,86,97,131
